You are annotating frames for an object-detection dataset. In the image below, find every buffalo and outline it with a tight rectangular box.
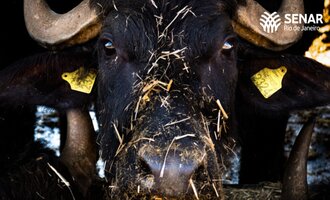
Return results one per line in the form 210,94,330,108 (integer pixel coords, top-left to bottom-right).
1,0,330,199
0,51,100,199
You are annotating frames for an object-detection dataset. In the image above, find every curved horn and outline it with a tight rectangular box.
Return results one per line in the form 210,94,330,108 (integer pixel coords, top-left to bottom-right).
281,116,316,200
232,0,304,51
60,109,97,195
24,0,102,49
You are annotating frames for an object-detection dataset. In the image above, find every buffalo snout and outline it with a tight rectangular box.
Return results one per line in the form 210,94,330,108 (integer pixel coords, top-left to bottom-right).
137,136,206,197
101,88,226,198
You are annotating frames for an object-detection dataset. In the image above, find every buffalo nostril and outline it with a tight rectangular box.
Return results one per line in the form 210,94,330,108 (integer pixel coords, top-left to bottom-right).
139,158,152,175
138,157,157,191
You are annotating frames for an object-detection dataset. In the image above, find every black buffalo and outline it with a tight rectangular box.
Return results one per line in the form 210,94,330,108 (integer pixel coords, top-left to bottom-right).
0,1,99,198
1,0,330,199
0,50,101,199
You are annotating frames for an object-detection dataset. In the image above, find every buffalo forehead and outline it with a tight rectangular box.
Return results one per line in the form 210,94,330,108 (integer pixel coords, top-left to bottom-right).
101,1,234,61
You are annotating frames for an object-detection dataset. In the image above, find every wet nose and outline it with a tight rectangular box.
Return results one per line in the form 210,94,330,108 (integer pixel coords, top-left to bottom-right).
139,147,203,196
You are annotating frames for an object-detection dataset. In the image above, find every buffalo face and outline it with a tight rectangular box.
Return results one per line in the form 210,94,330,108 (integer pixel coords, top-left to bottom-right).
96,2,237,198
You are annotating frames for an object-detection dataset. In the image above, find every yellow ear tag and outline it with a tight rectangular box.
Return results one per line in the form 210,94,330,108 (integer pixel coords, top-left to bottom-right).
251,66,287,99
62,67,97,94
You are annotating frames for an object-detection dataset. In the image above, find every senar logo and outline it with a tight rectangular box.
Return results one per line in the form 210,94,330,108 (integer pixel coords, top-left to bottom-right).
260,11,282,33
284,14,323,24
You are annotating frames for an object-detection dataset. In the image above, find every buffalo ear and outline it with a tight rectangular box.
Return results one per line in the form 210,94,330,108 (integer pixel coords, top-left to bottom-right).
236,54,330,116
0,51,97,109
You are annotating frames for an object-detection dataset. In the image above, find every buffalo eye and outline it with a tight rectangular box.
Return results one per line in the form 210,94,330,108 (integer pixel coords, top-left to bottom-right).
101,34,116,56
221,36,237,56
105,41,114,49
223,41,234,50
104,40,116,56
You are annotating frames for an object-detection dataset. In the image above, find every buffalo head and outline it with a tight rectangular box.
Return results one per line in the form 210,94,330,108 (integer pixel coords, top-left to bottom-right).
95,2,239,197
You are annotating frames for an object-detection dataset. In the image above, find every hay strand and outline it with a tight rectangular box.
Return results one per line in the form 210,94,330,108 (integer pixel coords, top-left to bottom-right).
160,134,195,178
47,163,75,200
189,178,200,200
163,117,191,127
112,122,123,144
216,99,229,119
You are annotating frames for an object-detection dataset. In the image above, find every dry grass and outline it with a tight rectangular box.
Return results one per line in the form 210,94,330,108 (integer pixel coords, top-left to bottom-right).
163,117,191,127
223,182,282,200
189,178,200,200
47,163,76,200
112,122,123,144
216,99,228,120
159,134,196,178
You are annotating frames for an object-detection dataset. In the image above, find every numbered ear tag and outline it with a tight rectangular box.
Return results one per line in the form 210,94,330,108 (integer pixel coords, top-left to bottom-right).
62,67,97,94
251,66,287,99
